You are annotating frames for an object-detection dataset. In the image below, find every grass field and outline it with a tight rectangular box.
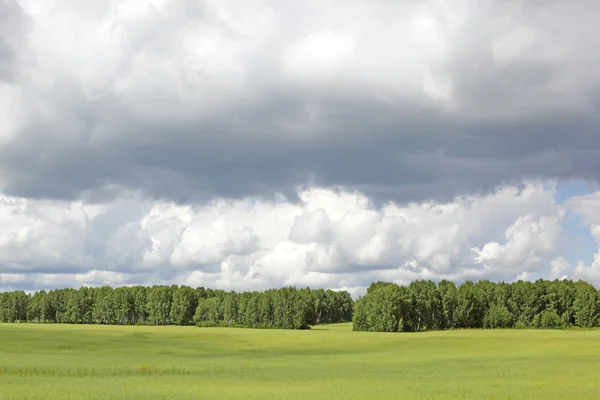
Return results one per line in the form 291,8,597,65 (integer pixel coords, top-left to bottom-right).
1,323,600,399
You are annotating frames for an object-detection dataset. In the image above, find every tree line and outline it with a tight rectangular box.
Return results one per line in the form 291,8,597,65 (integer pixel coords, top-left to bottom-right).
2,279,600,331
353,279,600,332
0,285,353,329
194,287,352,329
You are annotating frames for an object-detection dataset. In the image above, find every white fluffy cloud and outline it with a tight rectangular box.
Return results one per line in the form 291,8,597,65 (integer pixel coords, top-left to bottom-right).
564,192,600,285
0,182,567,294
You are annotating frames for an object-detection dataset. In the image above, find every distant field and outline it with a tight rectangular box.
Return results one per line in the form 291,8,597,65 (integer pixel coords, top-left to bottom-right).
1,324,600,399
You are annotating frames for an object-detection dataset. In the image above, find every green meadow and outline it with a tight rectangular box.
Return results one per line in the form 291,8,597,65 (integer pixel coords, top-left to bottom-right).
1,323,600,400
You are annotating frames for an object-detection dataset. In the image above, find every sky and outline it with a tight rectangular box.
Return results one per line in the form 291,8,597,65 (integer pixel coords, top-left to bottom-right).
1,0,600,296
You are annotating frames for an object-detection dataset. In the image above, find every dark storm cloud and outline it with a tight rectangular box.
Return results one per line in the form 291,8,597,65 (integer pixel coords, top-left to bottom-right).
1,0,599,204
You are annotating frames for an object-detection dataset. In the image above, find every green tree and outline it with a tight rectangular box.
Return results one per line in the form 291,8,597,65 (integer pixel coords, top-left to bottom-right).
456,281,484,328
132,286,148,323
0,291,28,322
92,286,115,324
113,287,134,325
484,303,514,329
573,282,599,328
438,280,458,329
533,309,565,329
27,290,46,322
147,286,173,325
170,286,198,326
222,292,239,326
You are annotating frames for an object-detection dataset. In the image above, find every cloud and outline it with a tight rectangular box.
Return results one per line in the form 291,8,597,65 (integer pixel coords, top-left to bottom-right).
0,0,599,203
565,192,600,285
0,0,31,82
566,192,600,226
2,1,600,292
0,182,567,293
471,212,564,275
549,257,570,280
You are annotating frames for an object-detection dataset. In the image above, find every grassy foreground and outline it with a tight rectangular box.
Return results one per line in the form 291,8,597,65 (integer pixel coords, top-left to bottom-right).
1,323,600,399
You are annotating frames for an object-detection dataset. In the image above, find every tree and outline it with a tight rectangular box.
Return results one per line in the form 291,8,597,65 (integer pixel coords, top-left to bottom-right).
50,288,74,323
66,287,94,324
573,282,599,328
409,280,442,331
113,287,134,325
171,286,198,326
353,279,600,332
0,291,29,322
455,281,484,328
92,286,115,324
353,283,412,332
147,286,173,325
533,309,565,329
27,290,46,323
132,286,148,323
194,298,212,324
438,280,458,329
222,292,239,326
293,288,316,329
484,303,514,329
244,294,260,328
